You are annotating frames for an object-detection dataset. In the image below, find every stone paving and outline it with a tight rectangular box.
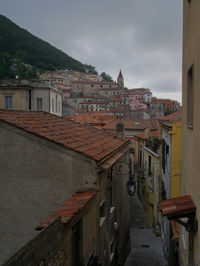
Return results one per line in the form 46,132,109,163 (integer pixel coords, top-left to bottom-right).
124,195,168,266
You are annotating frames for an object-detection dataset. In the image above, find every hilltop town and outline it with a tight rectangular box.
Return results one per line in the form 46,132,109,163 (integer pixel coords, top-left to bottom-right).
0,67,181,266
2,2,200,266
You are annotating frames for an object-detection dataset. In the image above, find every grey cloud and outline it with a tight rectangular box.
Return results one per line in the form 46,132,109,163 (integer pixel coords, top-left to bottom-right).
0,0,182,101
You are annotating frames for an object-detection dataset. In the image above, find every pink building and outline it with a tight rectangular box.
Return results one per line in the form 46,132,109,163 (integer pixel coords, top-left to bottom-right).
58,84,71,102
129,94,148,110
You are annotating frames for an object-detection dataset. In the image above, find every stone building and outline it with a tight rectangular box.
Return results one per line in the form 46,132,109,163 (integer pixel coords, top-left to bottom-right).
0,110,131,266
71,80,119,96
0,79,62,116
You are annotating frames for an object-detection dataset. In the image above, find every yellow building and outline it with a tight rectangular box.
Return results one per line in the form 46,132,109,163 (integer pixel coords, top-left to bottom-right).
160,119,181,261
160,120,181,200
179,1,200,265
134,129,161,227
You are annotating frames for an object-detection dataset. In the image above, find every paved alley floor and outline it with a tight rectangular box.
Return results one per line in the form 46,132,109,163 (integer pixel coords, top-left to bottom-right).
124,195,168,266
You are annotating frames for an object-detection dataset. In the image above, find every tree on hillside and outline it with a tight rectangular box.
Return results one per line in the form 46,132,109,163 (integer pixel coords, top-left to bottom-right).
84,64,98,75
100,72,113,82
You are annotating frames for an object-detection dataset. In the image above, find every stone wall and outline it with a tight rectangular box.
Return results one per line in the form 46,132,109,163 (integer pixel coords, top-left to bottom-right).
4,193,98,266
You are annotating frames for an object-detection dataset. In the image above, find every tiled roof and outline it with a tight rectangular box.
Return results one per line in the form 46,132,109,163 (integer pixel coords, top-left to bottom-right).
135,130,159,140
158,195,196,219
103,119,158,130
158,110,182,122
65,114,116,126
109,97,122,102
58,84,71,89
36,191,96,230
151,97,178,104
0,110,128,161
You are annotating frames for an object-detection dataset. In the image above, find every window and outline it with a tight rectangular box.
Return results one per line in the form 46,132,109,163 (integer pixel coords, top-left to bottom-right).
56,95,58,113
100,201,106,227
162,140,165,173
58,101,60,113
52,99,54,112
187,65,194,128
72,220,82,266
148,155,151,176
4,96,13,109
37,98,43,111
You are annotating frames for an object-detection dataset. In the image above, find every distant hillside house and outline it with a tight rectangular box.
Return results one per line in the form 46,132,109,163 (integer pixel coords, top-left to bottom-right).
71,80,120,96
0,79,62,116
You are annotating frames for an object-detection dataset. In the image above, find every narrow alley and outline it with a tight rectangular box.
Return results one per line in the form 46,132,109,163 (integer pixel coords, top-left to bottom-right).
124,195,167,266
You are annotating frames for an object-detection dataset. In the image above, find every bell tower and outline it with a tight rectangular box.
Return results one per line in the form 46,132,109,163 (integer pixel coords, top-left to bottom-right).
117,70,124,90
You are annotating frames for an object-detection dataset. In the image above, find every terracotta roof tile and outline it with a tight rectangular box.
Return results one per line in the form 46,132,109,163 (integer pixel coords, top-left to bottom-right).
0,110,128,161
158,195,196,219
109,97,122,102
36,191,96,230
103,119,158,130
65,114,116,127
158,110,182,122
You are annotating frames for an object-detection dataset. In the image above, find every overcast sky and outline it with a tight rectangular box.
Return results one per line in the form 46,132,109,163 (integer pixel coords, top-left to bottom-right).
1,0,182,102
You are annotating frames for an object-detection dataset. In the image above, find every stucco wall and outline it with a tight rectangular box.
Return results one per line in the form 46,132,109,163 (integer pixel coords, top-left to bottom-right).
31,88,49,112
50,89,62,116
5,193,98,266
0,88,28,110
0,121,98,264
181,1,200,265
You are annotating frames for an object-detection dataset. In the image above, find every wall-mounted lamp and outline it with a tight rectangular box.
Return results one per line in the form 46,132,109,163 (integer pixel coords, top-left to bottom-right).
126,178,136,196
119,160,136,196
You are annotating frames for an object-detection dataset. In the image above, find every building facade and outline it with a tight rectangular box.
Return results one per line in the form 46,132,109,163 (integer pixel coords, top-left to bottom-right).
0,79,62,116
180,1,200,265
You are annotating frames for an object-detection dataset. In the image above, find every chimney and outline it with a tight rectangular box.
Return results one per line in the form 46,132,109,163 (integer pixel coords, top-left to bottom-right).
116,122,125,141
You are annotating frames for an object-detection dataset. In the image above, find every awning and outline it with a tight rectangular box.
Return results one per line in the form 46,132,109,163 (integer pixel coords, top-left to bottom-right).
158,195,196,232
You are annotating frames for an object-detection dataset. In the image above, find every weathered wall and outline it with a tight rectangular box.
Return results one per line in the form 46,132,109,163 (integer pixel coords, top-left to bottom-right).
181,1,200,265
0,88,28,110
31,88,49,112
0,121,98,264
5,193,98,266
50,89,62,116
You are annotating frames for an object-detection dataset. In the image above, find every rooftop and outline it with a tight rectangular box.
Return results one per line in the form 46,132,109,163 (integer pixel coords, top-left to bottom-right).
135,130,159,141
0,110,128,161
36,191,96,230
158,110,182,122
158,195,196,219
102,119,158,130
109,97,122,102
65,114,116,127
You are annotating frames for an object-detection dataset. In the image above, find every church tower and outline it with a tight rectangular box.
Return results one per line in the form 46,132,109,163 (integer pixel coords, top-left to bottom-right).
117,70,124,90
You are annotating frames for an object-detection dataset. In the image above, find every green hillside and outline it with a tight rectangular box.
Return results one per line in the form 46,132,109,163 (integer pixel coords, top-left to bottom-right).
0,15,97,79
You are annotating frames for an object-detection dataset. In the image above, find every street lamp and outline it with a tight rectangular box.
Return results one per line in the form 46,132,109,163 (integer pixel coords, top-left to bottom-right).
119,160,136,196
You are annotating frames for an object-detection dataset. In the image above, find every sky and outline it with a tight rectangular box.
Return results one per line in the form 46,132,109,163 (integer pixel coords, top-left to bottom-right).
1,0,182,102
